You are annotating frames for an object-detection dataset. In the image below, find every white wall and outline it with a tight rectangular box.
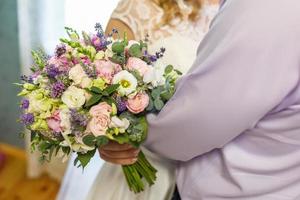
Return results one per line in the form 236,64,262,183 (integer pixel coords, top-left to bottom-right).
65,0,119,32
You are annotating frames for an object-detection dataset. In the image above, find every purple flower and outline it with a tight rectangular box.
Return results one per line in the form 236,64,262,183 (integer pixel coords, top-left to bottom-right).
45,64,60,78
55,44,66,57
116,96,127,113
21,99,29,109
51,81,65,98
70,109,88,127
20,75,33,83
20,113,34,126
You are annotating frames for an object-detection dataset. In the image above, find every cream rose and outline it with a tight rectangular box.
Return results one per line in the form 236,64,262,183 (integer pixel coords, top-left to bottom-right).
61,86,86,109
126,92,150,114
69,64,92,88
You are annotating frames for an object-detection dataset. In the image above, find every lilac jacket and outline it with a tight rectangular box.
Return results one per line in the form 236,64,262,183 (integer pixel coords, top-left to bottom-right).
145,0,300,199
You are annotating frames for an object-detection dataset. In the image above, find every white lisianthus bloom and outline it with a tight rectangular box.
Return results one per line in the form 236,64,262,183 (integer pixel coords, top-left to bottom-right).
109,116,130,133
61,86,86,109
143,61,166,87
69,64,92,88
113,70,138,96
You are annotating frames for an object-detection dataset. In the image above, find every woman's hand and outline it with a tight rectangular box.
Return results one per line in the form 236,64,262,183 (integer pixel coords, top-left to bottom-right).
98,141,140,165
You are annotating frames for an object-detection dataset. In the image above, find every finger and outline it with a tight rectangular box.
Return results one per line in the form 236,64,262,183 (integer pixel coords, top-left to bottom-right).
101,141,136,151
100,153,138,165
99,148,140,159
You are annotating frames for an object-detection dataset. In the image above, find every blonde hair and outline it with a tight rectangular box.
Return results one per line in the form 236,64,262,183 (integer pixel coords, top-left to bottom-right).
155,0,202,26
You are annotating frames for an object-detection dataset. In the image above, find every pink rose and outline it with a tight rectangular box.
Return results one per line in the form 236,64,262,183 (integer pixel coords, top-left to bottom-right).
95,60,122,83
87,114,111,136
47,110,62,133
126,57,151,77
127,92,150,114
88,102,112,136
89,102,112,116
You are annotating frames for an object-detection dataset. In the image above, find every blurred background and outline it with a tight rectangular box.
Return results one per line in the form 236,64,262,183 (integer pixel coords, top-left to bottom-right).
0,0,118,199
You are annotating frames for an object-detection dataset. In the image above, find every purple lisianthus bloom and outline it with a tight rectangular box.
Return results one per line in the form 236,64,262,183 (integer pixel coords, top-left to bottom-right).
21,99,29,109
20,113,34,126
45,64,60,78
116,96,127,113
51,81,65,98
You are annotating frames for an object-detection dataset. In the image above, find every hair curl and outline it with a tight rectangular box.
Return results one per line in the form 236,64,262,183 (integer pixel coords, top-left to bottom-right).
155,0,202,26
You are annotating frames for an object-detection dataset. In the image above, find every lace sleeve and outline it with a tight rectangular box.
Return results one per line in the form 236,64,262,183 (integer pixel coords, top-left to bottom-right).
110,0,163,40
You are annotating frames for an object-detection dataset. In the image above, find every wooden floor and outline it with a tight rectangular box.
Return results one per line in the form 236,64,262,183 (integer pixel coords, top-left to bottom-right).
0,143,59,200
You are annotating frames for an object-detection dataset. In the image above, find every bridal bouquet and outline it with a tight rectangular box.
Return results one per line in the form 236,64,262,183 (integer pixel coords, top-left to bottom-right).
17,23,181,193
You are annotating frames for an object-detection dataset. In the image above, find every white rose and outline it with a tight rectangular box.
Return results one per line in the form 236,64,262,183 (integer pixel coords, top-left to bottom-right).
61,86,86,109
69,64,92,88
112,70,137,96
109,116,130,133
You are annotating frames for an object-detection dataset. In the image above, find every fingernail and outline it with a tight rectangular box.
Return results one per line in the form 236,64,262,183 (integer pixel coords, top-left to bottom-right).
132,158,138,163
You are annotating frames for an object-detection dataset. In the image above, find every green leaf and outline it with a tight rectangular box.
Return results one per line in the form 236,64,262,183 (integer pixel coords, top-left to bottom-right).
38,141,51,153
112,42,125,54
165,65,174,74
77,149,96,169
154,98,164,111
62,146,71,155
85,94,102,107
96,136,109,147
30,131,37,142
82,135,96,147
90,86,102,94
129,44,142,58
104,84,119,95
48,145,55,161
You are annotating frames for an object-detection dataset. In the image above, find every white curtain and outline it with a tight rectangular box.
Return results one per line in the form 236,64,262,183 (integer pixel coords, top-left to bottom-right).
17,0,67,181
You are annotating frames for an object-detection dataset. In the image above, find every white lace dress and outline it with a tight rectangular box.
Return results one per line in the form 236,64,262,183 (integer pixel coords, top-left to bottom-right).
57,1,219,200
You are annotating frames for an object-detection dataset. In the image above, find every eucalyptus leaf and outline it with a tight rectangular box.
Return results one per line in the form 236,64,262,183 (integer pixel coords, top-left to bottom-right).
146,98,154,111
165,65,174,74
129,44,142,58
112,42,125,54
154,98,164,111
